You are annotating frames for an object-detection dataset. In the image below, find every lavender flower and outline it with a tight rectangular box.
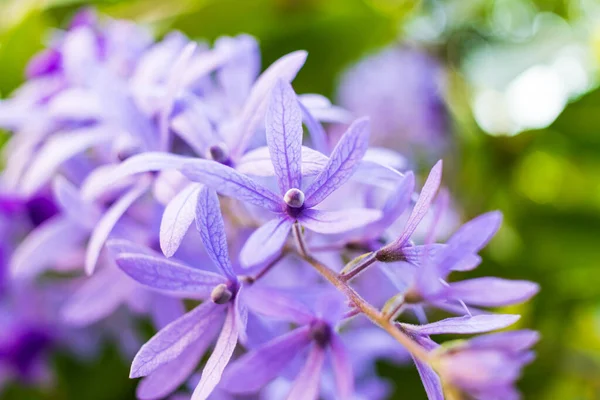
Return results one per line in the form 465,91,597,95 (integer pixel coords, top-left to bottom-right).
0,9,541,400
432,330,540,399
222,292,353,399
336,46,449,159
180,80,382,267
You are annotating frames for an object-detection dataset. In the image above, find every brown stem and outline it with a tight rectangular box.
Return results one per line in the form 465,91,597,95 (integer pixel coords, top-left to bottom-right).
301,253,430,363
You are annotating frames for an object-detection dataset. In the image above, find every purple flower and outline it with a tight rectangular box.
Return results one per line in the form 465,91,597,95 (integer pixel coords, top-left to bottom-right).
434,330,540,399
336,46,449,159
221,292,353,399
111,187,248,399
181,80,381,267
0,9,542,400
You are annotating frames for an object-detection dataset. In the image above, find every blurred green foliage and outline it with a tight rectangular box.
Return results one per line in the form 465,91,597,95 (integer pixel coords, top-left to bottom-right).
1,0,600,399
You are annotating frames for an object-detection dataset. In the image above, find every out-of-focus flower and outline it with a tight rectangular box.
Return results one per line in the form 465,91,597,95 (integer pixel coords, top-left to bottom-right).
433,330,540,399
336,46,449,159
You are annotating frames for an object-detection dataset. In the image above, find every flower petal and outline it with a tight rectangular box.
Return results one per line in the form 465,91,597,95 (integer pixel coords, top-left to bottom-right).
52,176,100,229
61,267,132,326
239,217,293,268
137,334,211,400
232,50,307,157
192,306,239,400
160,183,202,257
171,94,219,156
438,211,503,273
85,178,150,275
131,302,223,378
447,277,539,307
401,314,520,335
304,117,370,208
195,187,236,279
266,79,303,194
11,216,87,279
236,145,327,177
299,208,382,234
115,253,226,295
20,125,115,195
299,100,329,155
329,334,354,400
244,286,314,324
287,344,326,400
221,326,312,394
384,160,442,251
413,356,444,400
82,152,191,200
181,159,281,212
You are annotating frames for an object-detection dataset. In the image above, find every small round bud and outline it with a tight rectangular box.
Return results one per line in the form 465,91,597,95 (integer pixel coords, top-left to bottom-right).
283,188,305,208
207,143,230,164
309,320,331,347
210,283,233,304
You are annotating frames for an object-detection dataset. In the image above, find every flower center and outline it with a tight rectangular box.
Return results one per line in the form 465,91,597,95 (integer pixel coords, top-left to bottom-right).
207,143,230,165
210,283,233,304
283,188,305,209
309,320,331,347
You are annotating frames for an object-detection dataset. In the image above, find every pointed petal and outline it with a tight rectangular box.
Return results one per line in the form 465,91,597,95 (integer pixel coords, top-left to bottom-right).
52,176,100,229
137,334,211,400
266,79,303,193
244,286,314,324
85,178,150,275
82,152,191,200
366,171,415,238
385,160,443,250
402,244,446,266
115,253,226,295
61,268,131,326
299,100,329,154
401,314,520,335
20,125,115,195
222,326,311,393
329,334,354,400
469,330,540,353
413,356,444,400
160,183,202,257
299,208,382,234
447,277,539,307
131,302,223,377
159,42,197,150
233,50,307,157
287,344,326,400
181,159,281,212
304,117,370,207
234,288,249,344
192,307,239,400
171,94,219,156
11,216,87,279
236,145,327,177
239,217,293,268
195,187,236,279
106,239,159,257
438,211,503,273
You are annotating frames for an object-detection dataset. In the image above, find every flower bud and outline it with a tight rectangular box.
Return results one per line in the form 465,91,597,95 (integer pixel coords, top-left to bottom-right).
210,283,233,304
207,143,230,164
283,188,305,208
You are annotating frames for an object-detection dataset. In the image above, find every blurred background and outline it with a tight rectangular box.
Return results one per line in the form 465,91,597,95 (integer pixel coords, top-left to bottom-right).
1,0,600,399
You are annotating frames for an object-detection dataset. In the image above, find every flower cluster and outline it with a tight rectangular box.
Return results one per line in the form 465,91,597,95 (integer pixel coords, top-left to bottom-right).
0,9,540,400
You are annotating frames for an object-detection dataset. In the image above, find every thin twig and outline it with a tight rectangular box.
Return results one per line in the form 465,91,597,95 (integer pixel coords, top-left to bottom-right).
300,253,430,363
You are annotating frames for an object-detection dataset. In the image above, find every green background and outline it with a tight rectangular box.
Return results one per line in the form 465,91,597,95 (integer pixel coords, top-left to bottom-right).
1,0,600,398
